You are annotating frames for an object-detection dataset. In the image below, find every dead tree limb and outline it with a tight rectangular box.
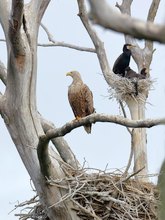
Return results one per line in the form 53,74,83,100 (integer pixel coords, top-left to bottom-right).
88,0,165,43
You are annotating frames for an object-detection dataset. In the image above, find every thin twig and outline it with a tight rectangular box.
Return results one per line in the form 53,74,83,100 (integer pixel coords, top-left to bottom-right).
119,100,132,135
71,198,102,220
40,22,96,53
122,166,145,182
0,37,96,53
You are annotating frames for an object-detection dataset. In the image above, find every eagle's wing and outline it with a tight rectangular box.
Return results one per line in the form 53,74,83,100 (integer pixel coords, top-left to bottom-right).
83,84,94,116
68,83,94,118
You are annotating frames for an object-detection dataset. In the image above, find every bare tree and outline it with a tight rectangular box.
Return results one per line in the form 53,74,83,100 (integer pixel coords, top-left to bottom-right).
0,0,164,219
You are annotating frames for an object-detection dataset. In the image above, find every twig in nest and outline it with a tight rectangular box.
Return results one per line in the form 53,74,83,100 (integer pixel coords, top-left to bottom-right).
71,198,101,220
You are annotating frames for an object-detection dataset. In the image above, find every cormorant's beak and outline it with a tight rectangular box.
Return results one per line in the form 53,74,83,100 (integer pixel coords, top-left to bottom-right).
66,72,71,76
128,45,136,49
147,68,152,74
144,68,151,74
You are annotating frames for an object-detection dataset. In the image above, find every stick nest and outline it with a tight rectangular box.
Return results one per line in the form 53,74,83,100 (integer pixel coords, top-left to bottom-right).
108,74,154,103
14,168,159,220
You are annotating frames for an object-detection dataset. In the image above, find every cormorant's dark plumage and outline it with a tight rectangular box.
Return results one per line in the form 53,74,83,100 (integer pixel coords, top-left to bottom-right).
140,68,148,78
125,67,147,96
125,67,147,79
113,44,135,77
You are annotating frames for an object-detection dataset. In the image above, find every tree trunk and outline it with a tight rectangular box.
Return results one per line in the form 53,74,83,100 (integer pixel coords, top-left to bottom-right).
127,98,148,182
0,1,80,219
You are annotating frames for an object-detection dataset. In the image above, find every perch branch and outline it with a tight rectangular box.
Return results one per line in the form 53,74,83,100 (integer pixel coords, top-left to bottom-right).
45,113,165,140
40,116,80,169
88,0,165,43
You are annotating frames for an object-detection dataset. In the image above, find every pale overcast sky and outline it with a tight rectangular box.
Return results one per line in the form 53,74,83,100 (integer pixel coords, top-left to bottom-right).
0,0,165,219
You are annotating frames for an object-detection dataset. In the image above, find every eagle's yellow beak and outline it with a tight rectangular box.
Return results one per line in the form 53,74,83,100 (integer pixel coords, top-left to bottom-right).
66,72,71,76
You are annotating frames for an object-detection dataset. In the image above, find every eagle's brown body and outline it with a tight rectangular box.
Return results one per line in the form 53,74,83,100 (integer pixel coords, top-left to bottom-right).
67,71,95,133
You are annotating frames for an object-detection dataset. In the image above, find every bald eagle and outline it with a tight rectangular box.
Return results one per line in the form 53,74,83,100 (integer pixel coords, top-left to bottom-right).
66,71,95,134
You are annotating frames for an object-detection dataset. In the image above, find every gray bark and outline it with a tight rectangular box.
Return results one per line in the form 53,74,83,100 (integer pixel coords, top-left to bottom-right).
0,1,80,219
0,0,164,219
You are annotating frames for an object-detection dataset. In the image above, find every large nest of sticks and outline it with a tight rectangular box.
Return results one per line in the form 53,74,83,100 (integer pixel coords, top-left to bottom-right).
15,168,159,220
108,74,154,103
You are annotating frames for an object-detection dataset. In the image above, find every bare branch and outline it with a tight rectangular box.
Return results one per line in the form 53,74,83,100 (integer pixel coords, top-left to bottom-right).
40,23,96,53
30,0,51,24
116,0,143,68
88,0,165,43
158,159,165,220
0,60,7,85
123,132,134,177
38,42,96,52
0,39,6,42
45,113,165,140
144,0,160,66
77,0,113,87
40,116,80,169
0,37,95,53
119,100,132,135
37,135,51,178
40,23,54,41
0,1,10,35
38,0,51,23
116,0,132,14
147,0,160,22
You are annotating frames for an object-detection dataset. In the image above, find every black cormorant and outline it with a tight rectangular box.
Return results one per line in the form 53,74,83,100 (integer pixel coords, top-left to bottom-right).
125,67,147,96
140,68,148,78
113,44,135,77
125,67,147,79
